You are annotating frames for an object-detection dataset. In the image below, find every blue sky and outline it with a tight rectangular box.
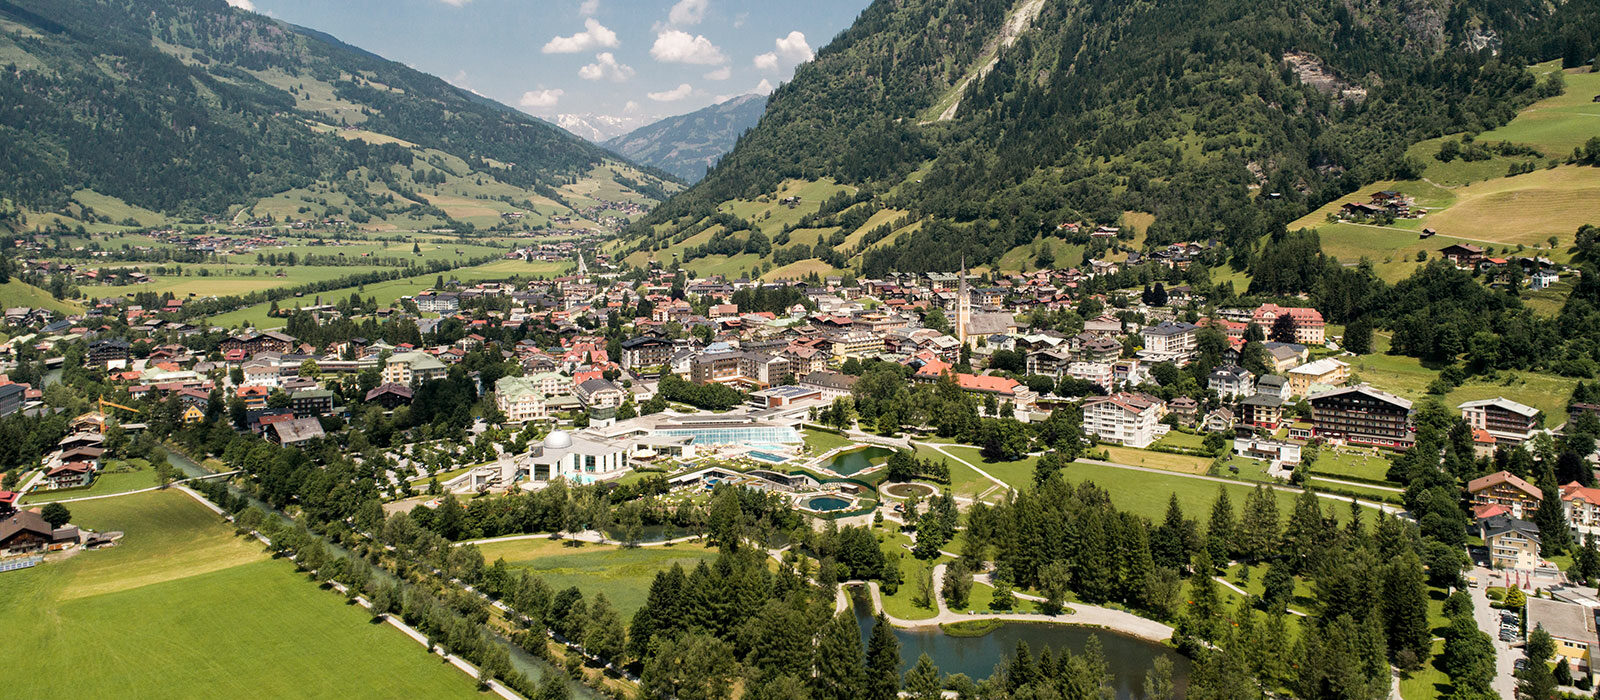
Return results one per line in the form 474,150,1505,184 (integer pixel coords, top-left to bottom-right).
233,0,868,124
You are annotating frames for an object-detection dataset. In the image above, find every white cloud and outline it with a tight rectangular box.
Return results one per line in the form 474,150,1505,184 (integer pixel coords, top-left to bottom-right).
624,101,640,113
756,31,813,71
774,31,813,63
648,83,695,102
225,0,255,10
668,0,707,26
519,89,564,108
436,0,471,6
578,0,599,16
542,18,619,54
650,30,725,65
703,66,731,80
753,78,774,94
578,52,635,82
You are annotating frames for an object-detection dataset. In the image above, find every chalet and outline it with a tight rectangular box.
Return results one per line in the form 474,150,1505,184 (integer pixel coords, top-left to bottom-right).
1309,384,1414,449
365,383,414,409
1467,470,1542,519
1439,243,1485,269
0,509,79,555
45,462,94,490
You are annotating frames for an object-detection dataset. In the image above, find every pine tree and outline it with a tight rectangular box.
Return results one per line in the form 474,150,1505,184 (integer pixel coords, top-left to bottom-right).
1380,549,1432,669
585,592,627,665
811,611,866,700
1236,485,1280,563
1206,486,1237,564
902,654,943,700
1282,489,1327,575
1151,494,1194,570
863,613,901,700
1534,476,1575,555
1185,548,1223,642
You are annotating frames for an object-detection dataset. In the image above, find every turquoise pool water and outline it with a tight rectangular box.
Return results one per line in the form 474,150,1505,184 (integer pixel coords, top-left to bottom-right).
658,426,801,446
806,496,851,511
748,450,789,464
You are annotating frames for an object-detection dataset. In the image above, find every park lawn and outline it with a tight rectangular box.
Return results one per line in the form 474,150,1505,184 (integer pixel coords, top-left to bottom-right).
1308,447,1396,483
0,490,478,698
936,445,1039,489
879,552,943,621
803,428,857,454
1154,431,1209,450
1399,638,1451,700
948,580,1045,615
1223,563,1315,615
472,537,719,617
1063,461,1334,524
20,459,158,504
913,443,998,500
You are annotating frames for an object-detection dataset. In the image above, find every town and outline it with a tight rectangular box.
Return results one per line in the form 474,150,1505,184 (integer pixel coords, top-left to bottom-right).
2,230,1594,699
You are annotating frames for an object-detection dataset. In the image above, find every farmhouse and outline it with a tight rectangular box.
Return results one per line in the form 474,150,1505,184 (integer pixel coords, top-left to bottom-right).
1467,470,1543,520
0,509,79,555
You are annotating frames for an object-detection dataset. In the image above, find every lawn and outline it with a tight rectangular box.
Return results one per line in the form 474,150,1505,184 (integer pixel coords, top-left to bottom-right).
21,458,158,504
1100,446,1212,475
803,428,857,454
0,490,478,698
1422,166,1600,244
1062,461,1334,524
472,537,720,617
1307,447,1396,483
1399,638,1451,700
876,530,944,621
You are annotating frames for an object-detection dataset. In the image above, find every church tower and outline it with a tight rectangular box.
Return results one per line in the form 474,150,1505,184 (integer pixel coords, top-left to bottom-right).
956,256,971,347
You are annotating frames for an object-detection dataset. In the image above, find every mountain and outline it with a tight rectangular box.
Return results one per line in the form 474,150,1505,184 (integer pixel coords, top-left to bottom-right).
0,0,677,230
602,94,768,183
554,113,658,143
620,0,1599,279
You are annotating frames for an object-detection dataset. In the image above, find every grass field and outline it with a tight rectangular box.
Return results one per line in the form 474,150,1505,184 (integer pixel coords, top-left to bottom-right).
0,490,478,698
1422,166,1600,244
803,428,857,454
472,537,720,616
1307,447,1395,483
0,278,85,315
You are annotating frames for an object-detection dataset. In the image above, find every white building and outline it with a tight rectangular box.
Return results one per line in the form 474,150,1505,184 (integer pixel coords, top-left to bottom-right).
1208,365,1255,398
1066,362,1115,390
1140,321,1198,355
241,361,280,389
468,429,631,491
1082,392,1164,448
382,351,447,385
1287,358,1350,397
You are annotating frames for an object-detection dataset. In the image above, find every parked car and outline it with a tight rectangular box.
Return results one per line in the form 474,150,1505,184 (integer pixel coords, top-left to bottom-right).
1515,658,1529,671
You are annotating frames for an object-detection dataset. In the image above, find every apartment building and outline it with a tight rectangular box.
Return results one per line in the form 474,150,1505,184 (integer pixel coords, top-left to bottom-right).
1309,384,1414,448
1082,392,1164,448
1459,397,1541,444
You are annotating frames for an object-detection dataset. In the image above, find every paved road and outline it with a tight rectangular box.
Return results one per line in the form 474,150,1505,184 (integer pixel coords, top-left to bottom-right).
846,562,1174,644
1468,566,1520,699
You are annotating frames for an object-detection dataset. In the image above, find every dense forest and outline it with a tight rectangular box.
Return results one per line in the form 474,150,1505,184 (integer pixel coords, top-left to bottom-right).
0,0,652,217
623,0,1600,274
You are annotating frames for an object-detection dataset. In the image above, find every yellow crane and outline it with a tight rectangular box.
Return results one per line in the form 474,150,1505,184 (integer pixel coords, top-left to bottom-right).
98,396,141,415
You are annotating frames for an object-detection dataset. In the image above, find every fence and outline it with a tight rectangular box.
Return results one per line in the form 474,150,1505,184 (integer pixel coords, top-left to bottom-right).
0,556,44,573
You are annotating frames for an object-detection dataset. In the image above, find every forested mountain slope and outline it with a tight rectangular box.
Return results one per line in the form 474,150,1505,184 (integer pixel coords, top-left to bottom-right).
0,0,676,229
603,94,768,183
621,0,1599,276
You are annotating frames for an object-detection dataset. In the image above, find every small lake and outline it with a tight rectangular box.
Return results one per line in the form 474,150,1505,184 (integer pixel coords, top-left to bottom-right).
851,592,1188,698
820,446,893,475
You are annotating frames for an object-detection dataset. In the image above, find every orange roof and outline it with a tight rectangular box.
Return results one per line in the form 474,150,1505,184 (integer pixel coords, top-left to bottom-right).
1472,429,1496,444
953,373,1020,395
1561,481,1600,505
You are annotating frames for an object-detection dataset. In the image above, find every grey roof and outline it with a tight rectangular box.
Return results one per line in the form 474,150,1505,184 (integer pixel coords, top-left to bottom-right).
1481,514,1540,541
1527,597,1597,644
1310,384,1413,410
1142,321,1198,337
1241,394,1284,408
270,417,326,444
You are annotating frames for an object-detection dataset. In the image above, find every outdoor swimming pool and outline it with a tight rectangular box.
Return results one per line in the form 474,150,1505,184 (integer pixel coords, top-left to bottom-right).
806,496,852,511
748,450,790,464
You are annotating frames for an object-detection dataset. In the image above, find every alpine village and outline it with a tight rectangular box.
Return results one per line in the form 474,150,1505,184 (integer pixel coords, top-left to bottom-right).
3,0,1600,699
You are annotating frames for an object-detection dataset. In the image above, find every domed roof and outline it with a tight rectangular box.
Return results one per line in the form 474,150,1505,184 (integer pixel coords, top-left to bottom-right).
543,430,573,450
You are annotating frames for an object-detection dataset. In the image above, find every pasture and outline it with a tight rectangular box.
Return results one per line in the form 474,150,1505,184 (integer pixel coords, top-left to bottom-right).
0,490,477,698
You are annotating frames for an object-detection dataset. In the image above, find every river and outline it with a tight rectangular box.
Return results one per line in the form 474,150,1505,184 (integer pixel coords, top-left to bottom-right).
164,450,599,699
851,591,1189,698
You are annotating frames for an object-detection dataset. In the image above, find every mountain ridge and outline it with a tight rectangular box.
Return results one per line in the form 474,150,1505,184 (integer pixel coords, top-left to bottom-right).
602,94,767,183
618,0,1598,277
0,0,675,229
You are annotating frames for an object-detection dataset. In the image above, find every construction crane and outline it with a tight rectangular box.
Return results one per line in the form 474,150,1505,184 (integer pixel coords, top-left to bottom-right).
98,397,141,415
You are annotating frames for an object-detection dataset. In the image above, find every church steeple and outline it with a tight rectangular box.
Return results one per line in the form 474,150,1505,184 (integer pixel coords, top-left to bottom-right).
956,255,971,347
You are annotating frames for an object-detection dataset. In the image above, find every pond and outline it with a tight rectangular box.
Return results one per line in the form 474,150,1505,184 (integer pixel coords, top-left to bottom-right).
851,592,1189,699
806,496,852,511
819,446,894,476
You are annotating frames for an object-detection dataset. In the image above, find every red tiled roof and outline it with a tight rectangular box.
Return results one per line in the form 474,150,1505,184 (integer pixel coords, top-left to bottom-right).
1466,470,1540,499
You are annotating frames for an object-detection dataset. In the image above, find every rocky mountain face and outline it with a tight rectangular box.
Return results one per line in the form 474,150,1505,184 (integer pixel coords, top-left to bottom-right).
603,94,768,182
